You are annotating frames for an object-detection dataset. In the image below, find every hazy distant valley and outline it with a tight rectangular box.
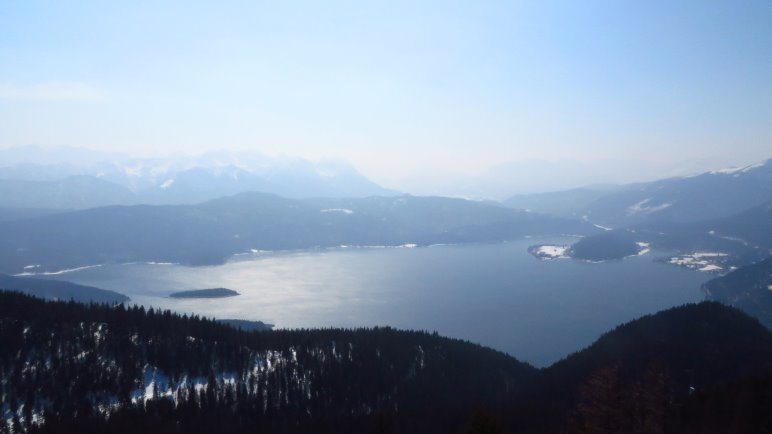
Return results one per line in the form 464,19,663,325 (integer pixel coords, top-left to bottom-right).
1,146,771,433
1,146,770,355
2,146,769,277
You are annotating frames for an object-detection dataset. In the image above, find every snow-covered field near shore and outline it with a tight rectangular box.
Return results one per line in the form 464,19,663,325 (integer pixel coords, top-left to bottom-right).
529,244,570,260
666,252,732,273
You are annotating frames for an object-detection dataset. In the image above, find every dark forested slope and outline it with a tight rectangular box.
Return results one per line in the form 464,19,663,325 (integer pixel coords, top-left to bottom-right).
1,294,771,433
703,257,772,329
527,302,772,433
0,292,534,434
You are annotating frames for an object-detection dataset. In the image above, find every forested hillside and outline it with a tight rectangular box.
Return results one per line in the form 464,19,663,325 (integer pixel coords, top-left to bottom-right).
1,293,771,433
0,193,597,274
0,292,533,434
703,257,772,328
569,200,772,265
0,274,129,304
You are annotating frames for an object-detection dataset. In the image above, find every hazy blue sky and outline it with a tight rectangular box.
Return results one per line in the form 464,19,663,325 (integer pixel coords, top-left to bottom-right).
1,0,770,187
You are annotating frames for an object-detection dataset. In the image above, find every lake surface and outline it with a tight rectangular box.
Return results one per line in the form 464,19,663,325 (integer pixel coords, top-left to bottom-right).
40,238,709,367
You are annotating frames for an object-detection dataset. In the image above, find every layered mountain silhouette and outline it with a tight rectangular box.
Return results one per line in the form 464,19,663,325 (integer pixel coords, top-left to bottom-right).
0,145,398,208
0,192,598,274
505,159,772,228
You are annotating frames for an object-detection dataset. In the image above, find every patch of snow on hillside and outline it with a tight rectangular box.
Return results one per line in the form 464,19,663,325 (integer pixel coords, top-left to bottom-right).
708,231,750,246
626,199,672,216
132,365,172,404
636,242,651,256
699,264,722,272
14,264,103,276
692,252,728,258
124,166,143,177
710,162,765,175
666,252,728,273
320,208,354,215
159,179,175,189
711,166,744,175
627,199,651,214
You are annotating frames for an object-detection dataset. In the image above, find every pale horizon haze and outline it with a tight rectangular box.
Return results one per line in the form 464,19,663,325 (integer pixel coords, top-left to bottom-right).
1,1,771,195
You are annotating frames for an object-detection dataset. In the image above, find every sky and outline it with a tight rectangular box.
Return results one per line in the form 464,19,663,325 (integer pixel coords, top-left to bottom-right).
0,0,770,193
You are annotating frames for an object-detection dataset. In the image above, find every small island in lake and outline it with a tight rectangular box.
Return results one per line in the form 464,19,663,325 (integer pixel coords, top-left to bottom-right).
169,288,240,298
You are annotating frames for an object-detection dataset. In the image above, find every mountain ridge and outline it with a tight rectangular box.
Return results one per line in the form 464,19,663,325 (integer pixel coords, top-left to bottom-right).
0,192,599,274
503,158,772,228
0,146,398,206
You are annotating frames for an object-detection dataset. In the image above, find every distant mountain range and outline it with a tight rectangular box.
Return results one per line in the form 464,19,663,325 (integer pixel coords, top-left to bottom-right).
0,193,598,274
0,145,397,208
0,175,137,209
504,187,619,219
504,159,772,268
2,292,770,433
504,158,772,228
